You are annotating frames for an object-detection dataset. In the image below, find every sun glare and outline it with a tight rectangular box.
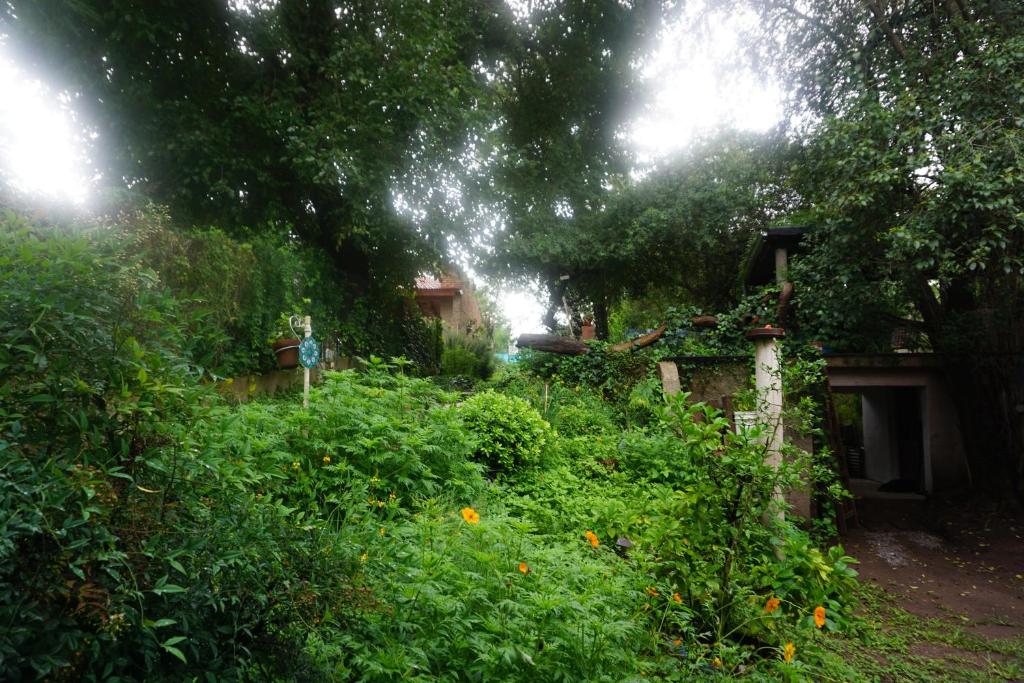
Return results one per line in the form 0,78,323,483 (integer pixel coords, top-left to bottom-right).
628,8,782,161
0,45,91,204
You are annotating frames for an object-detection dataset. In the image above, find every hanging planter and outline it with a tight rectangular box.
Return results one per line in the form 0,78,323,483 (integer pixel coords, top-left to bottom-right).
273,338,301,369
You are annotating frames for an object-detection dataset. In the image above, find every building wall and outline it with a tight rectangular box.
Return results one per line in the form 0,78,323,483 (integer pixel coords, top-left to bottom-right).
827,366,968,493
860,389,898,482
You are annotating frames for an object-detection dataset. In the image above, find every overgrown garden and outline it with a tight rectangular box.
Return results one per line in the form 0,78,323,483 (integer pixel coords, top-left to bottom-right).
2,0,1023,679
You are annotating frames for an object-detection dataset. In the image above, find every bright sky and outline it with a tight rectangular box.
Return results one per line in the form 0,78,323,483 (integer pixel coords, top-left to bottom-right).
0,50,92,204
0,6,780,337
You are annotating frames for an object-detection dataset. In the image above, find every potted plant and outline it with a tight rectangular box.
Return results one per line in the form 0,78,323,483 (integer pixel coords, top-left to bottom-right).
269,312,302,369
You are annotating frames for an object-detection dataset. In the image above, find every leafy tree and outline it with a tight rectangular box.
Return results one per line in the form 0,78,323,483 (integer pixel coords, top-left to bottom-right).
716,0,1024,497
577,129,796,333
1,0,504,288
469,0,671,332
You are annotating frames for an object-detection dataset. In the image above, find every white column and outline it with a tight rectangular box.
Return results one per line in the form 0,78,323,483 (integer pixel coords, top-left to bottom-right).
747,328,786,519
774,247,788,284
303,315,311,409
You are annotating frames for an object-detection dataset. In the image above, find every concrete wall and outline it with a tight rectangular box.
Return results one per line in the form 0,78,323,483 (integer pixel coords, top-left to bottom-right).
860,389,898,482
216,358,351,403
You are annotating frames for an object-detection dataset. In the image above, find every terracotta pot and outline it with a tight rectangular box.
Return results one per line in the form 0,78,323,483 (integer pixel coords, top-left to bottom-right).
273,338,301,369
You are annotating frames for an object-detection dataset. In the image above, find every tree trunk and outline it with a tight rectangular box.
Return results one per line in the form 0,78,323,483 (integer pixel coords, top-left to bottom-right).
941,357,1022,501
516,334,590,355
913,279,1023,501
593,298,609,340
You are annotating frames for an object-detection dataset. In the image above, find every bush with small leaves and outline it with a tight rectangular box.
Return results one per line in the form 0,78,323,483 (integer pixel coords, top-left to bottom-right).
459,390,551,474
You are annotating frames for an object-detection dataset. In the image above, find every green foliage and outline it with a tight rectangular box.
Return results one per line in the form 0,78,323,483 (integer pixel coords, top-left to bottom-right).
518,344,654,408
440,329,495,380
4,1,500,289
333,502,647,681
0,210,325,679
217,368,485,508
501,387,859,674
0,217,861,678
459,391,552,474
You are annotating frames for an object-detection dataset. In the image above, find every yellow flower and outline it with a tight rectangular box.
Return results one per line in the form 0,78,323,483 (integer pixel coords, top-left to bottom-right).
379,527,385,536
672,592,682,604
322,455,331,465
814,605,826,628
764,596,781,613
360,552,368,562
584,530,599,548
518,562,530,574
783,641,796,663
460,507,480,524
712,657,722,668
291,461,300,470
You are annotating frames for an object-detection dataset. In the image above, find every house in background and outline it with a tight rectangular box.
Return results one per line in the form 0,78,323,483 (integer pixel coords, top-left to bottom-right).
413,270,484,334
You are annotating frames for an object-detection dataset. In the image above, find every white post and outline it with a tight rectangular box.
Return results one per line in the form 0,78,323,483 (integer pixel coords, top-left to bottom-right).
774,247,788,284
746,327,786,519
303,315,311,409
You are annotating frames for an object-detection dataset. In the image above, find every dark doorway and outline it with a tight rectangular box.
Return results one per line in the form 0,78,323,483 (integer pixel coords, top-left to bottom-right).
834,387,927,496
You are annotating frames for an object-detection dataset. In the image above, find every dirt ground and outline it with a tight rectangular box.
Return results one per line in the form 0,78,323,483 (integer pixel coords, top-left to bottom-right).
842,498,1024,679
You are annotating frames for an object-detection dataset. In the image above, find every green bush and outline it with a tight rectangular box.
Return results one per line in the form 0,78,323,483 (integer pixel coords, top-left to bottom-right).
551,403,616,436
459,390,551,473
518,344,653,408
440,330,494,379
440,346,481,376
0,212,411,680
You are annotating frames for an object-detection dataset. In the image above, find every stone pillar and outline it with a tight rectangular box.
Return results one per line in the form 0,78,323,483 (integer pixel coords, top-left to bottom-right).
774,247,788,284
746,327,786,517
657,361,681,396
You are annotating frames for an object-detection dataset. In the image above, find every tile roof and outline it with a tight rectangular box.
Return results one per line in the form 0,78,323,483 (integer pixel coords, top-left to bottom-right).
414,273,464,291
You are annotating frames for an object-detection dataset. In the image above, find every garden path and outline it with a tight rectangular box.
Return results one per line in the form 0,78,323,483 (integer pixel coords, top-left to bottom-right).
842,500,1024,680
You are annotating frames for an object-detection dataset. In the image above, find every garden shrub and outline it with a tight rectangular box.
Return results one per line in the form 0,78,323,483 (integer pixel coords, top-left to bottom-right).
551,403,615,436
518,345,652,407
0,211,302,678
459,390,551,474
329,501,649,681
499,388,859,675
440,346,481,377
440,329,495,379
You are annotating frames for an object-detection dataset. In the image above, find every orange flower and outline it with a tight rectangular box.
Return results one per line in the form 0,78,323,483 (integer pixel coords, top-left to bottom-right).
672,638,682,647
672,592,682,604
518,562,530,574
460,507,480,524
764,596,781,613
783,642,795,663
645,586,659,598
584,530,599,548
814,605,826,628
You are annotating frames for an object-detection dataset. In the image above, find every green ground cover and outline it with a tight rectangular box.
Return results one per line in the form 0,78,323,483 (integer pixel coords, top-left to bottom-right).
7,215,1019,681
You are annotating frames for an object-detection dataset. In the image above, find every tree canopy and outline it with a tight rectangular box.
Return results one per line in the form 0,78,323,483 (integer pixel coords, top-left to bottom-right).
722,0,1024,496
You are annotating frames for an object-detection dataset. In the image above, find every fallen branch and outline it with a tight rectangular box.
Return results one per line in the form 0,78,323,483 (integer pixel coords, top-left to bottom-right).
609,324,666,352
515,334,590,355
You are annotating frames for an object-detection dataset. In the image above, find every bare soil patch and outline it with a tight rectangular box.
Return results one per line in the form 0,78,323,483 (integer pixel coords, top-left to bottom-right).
841,498,1024,680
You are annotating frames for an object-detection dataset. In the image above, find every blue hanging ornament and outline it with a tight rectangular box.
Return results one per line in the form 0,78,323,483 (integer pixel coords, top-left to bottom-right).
299,337,320,369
